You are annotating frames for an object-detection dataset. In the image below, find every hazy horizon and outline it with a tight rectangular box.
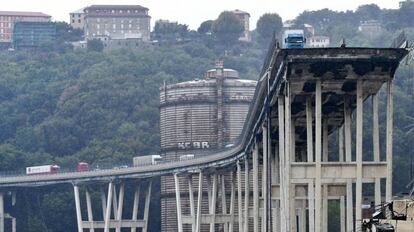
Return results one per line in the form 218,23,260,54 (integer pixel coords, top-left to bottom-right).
0,0,402,30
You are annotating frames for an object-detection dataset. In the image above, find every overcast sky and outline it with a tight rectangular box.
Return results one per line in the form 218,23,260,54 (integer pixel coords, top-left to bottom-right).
2,0,401,30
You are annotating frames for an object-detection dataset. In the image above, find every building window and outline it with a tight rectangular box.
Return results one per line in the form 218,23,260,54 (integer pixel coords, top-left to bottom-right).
78,19,81,23
72,19,75,23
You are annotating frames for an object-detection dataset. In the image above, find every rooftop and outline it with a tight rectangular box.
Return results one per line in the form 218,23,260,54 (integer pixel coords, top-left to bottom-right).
86,5,149,11
0,11,51,18
231,9,250,16
70,8,85,14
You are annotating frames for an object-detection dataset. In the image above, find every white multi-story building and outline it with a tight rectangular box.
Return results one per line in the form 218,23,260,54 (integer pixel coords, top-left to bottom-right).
307,36,330,48
83,5,151,42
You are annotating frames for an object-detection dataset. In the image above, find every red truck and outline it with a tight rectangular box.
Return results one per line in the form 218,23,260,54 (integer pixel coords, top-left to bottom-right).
76,162,89,172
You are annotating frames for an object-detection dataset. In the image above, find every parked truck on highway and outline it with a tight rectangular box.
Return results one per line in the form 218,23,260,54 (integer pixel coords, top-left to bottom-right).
133,155,163,166
26,165,60,175
283,29,306,48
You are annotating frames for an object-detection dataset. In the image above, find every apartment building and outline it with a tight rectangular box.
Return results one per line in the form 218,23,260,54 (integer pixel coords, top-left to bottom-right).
84,5,151,42
0,11,51,45
231,9,251,42
69,8,85,30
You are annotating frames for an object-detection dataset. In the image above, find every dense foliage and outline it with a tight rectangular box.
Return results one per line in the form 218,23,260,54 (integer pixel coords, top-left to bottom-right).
212,11,244,47
256,13,283,46
0,3,414,231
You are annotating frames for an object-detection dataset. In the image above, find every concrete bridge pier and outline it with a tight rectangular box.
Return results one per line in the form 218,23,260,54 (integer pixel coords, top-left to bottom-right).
72,180,153,232
0,192,3,232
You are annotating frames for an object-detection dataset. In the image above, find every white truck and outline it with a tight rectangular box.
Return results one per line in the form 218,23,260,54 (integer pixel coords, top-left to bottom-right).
133,155,162,166
179,154,195,161
26,164,60,175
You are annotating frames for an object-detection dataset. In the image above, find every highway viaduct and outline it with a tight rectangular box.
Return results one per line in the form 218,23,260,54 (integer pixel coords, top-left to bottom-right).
0,42,409,232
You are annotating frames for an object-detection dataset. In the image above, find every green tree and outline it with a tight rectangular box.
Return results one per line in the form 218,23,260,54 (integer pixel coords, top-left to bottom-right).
212,11,244,47
153,20,189,42
356,4,381,21
197,20,214,34
256,13,283,46
87,39,104,52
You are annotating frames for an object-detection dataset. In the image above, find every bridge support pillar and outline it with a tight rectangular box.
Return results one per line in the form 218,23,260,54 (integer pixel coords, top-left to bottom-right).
237,162,243,232
187,176,196,232
104,182,113,232
308,180,315,232
209,174,217,232
340,196,346,232
220,175,228,232
262,123,269,232
229,173,236,232
315,80,322,232
386,80,393,205
278,95,286,232
0,192,4,232
196,172,203,232
346,180,353,231
243,157,249,232
73,185,84,232
85,188,95,232
372,94,382,208
174,174,183,232
131,185,141,232
355,79,363,231
116,182,125,232
252,143,259,232
143,181,152,232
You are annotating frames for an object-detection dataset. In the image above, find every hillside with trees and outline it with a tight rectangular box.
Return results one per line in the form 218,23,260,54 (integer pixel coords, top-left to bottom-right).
0,2,414,231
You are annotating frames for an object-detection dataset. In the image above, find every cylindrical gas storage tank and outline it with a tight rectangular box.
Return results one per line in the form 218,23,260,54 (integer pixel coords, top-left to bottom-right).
159,67,256,160
159,64,256,232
